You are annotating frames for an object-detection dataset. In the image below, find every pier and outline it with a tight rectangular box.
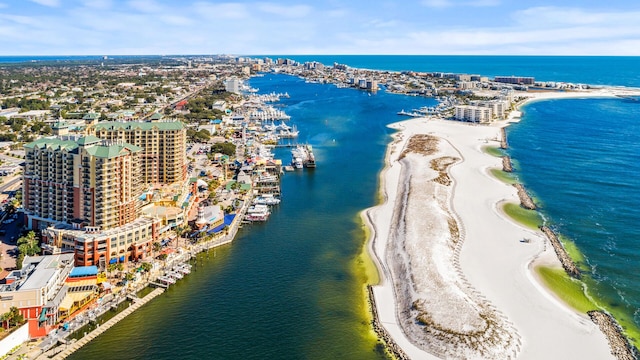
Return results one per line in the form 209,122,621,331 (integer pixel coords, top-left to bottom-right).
43,288,165,360
587,310,637,360
540,226,581,279
502,156,513,172
514,183,536,210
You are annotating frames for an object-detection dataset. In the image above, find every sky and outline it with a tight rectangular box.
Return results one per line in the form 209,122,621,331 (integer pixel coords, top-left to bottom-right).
1,0,640,55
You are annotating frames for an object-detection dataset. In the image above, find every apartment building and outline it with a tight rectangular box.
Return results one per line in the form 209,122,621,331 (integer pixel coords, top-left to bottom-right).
23,135,143,231
0,254,74,338
454,105,493,123
91,121,187,185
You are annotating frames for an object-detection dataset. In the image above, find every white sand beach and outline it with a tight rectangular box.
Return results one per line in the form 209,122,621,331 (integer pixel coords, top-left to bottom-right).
364,88,640,359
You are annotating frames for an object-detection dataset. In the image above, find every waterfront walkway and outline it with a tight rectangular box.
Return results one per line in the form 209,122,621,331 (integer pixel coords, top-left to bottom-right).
39,288,165,360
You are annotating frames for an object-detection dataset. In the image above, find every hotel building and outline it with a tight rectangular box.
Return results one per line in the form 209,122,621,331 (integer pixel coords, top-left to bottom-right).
24,121,188,268
90,121,187,185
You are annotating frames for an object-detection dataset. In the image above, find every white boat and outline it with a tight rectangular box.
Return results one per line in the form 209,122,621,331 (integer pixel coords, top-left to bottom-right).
253,194,281,206
304,145,316,168
157,276,176,285
246,204,270,221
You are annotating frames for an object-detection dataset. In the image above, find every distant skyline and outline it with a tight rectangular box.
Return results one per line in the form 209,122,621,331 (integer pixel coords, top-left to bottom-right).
1,0,640,56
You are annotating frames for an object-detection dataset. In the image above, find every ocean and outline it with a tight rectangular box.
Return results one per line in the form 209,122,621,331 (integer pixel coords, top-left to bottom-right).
26,55,634,358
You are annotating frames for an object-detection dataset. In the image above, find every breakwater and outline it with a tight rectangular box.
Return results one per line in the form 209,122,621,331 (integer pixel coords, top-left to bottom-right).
367,286,410,360
587,310,638,360
513,184,536,210
500,128,508,149
540,226,581,279
502,156,513,172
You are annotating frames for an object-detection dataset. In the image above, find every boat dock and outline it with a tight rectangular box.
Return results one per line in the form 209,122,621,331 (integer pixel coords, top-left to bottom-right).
43,288,165,360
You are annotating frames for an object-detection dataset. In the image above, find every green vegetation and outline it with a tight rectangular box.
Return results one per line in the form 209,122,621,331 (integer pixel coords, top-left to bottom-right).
15,231,40,269
187,128,211,142
489,168,518,184
0,307,25,331
482,145,504,157
502,202,543,230
211,141,236,156
535,266,596,313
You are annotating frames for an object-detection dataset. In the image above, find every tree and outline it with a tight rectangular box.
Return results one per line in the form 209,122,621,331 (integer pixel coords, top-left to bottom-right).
211,141,236,156
17,231,40,257
1,307,24,330
140,262,152,273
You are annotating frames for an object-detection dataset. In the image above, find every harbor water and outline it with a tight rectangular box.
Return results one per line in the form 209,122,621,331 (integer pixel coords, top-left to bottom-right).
68,74,436,359
63,56,640,358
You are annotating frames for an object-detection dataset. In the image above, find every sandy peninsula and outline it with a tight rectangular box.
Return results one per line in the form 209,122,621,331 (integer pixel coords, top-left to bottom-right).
365,88,640,359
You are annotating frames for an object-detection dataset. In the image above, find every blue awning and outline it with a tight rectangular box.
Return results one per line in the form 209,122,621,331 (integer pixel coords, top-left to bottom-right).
109,258,117,264
119,256,125,262
69,266,99,278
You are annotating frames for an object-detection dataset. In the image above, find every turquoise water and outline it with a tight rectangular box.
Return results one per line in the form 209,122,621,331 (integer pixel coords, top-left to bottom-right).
274,55,640,87
68,74,436,359
507,98,640,329
29,55,639,357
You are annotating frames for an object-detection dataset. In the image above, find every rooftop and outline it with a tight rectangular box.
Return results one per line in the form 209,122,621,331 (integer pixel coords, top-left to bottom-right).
93,120,185,132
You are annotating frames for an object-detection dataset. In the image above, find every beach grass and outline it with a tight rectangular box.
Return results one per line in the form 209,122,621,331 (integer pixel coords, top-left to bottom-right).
502,202,543,230
482,145,504,157
489,168,518,185
535,266,597,314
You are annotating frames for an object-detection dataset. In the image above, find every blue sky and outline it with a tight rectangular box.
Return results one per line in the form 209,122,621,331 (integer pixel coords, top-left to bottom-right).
1,0,639,55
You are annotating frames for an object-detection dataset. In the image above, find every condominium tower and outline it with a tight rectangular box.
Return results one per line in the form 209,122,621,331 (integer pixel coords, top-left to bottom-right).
23,135,142,231
91,121,187,185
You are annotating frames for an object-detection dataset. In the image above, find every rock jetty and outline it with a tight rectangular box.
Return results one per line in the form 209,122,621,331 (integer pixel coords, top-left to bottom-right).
540,226,581,279
514,184,536,210
500,128,508,149
502,156,513,172
587,310,638,360
367,286,410,360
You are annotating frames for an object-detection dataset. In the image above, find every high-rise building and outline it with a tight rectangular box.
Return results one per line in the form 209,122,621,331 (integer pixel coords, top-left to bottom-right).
91,121,187,185
23,135,142,231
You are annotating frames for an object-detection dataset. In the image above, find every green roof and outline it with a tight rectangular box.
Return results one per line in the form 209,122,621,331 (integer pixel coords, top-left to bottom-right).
94,121,184,131
76,135,102,146
83,113,99,120
24,137,79,151
52,121,69,129
149,113,163,120
84,142,142,159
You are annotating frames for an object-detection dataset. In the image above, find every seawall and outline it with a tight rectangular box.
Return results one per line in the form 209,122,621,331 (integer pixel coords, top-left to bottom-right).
367,285,410,360
539,226,581,279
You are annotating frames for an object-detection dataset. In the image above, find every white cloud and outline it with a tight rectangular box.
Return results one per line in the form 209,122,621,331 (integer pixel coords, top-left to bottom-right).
128,0,163,13
0,3,8,9
29,0,60,6
192,2,249,20
81,0,113,10
422,0,499,8
257,3,312,18
422,0,452,9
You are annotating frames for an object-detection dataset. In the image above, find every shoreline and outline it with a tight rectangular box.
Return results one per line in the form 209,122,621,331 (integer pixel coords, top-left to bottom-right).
365,88,640,359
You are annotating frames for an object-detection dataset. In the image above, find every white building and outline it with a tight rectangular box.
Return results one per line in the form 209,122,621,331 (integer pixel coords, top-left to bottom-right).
225,78,242,94
454,105,493,123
